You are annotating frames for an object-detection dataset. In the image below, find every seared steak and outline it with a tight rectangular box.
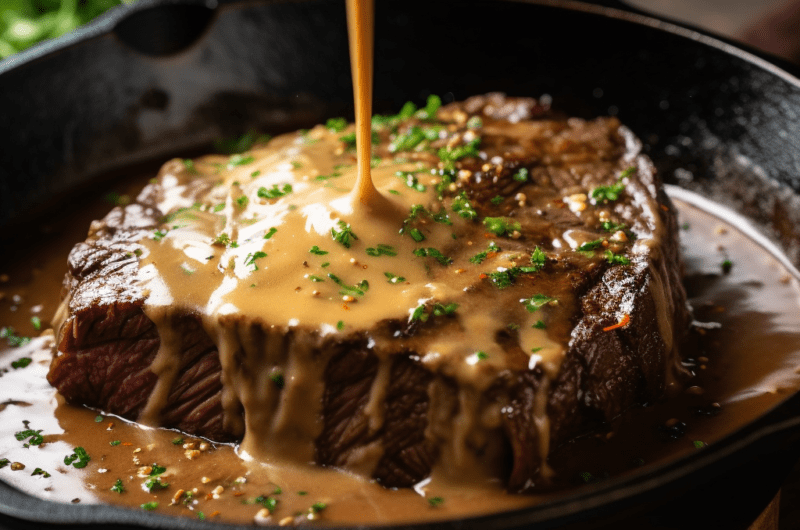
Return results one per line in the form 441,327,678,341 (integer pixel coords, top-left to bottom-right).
48,94,690,491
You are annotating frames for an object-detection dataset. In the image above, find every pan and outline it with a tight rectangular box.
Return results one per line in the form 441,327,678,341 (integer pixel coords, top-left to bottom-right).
1,1,800,528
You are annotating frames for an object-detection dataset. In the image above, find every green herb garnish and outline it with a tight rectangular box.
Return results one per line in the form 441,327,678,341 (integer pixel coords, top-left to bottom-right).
522,294,556,312
244,251,268,271
270,371,285,389
257,183,293,199
325,117,348,132
605,250,631,265
264,227,278,240
11,357,32,369
15,429,43,446
384,272,406,284
331,221,359,248
111,479,125,493
413,247,452,265
483,217,521,236
64,446,90,468
450,192,477,220
141,501,159,511
366,244,398,257
470,241,500,264
30,316,41,330
309,246,328,256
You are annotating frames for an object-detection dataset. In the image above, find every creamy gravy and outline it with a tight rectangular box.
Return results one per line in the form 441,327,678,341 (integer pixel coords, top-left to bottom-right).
1,186,800,524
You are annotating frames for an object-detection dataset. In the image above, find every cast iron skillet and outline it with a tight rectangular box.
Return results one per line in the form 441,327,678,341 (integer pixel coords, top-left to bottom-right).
2,0,800,528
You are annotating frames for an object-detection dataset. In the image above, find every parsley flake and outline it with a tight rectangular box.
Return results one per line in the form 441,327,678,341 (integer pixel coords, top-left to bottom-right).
522,294,556,312
331,221,359,248
257,183,293,199
309,246,329,255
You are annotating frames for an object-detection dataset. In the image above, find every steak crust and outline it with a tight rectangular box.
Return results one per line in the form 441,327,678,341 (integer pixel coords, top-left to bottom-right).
48,94,690,491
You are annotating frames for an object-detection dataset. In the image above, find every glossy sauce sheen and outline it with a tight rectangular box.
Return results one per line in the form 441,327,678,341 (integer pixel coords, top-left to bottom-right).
1,189,799,524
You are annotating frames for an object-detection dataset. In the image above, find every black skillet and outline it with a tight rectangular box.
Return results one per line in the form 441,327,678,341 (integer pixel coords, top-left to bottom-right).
2,0,800,528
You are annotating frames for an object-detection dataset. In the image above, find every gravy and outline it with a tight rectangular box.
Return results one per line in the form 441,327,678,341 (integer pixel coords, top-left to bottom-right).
1,183,799,524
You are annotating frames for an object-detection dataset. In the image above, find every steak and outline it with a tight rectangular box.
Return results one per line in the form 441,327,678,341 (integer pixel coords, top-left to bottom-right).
48,93,690,491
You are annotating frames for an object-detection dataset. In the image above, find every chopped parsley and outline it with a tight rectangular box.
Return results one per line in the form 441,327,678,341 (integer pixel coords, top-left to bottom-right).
264,227,278,240
428,496,445,507
384,272,406,284
533,320,547,329
337,321,345,331
110,440,121,446
182,159,197,174
64,446,91,468
309,246,328,255
235,195,249,208
437,138,480,171
411,302,457,322
475,351,488,361
605,250,631,265
0,459,8,468
311,501,328,513
395,171,427,192
366,244,398,257
31,468,51,478
227,154,255,169
450,192,477,220
389,126,427,153
149,464,166,476
144,476,169,491
171,437,184,445
141,501,159,511
270,371,285,389
152,229,168,241
111,479,124,493
522,294,556,312
466,116,483,129
531,346,543,353
415,94,442,121
308,275,325,282
250,170,261,178
291,161,303,169
244,251,268,271
327,273,369,297
257,183,293,199
693,440,707,449
721,259,733,274
325,117,348,132
577,239,604,253
512,167,529,182
591,167,634,202
507,323,520,331
529,247,547,271
30,316,41,330
601,220,627,233
213,203,225,212
256,495,278,511
211,232,238,248
94,415,103,423
15,429,43,446
490,195,503,205
11,357,32,369
413,247,452,265
483,217,521,236
331,221,359,248
432,303,459,316
470,242,500,264
0,326,31,346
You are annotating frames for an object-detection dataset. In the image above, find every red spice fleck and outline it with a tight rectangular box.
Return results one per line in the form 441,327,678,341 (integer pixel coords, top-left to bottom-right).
478,273,488,279
121,442,133,446
603,313,630,332
210,511,220,518
660,204,669,212
342,304,350,311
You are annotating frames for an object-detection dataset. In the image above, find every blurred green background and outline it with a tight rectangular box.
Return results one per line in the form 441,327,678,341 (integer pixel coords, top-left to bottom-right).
0,0,130,59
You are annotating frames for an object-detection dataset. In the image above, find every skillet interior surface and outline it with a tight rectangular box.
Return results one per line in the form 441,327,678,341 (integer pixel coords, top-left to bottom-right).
2,0,800,528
